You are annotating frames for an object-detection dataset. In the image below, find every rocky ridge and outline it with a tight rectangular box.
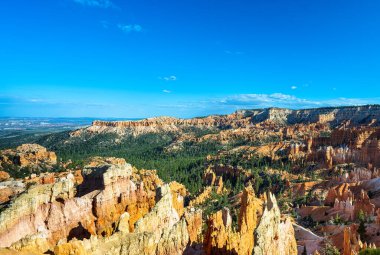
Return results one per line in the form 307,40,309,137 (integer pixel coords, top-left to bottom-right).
3,105,380,254
0,144,57,172
86,105,380,135
0,157,297,255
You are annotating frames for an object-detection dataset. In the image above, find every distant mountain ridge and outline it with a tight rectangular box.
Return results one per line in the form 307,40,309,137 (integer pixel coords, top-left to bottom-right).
90,105,380,130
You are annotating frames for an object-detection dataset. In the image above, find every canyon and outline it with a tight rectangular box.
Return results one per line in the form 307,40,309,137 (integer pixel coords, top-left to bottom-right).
0,156,296,255
1,105,380,254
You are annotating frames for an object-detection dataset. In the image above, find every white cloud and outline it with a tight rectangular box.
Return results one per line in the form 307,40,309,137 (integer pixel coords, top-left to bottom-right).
159,75,177,81
217,93,315,109
162,90,171,93
156,93,380,117
118,24,143,33
216,93,380,110
165,76,176,81
29,99,43,103
291,86,297,90
72,0,114,8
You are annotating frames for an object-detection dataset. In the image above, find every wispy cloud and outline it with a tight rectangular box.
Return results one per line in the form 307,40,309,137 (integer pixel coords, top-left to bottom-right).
159,75,177,81
156,93,380,117
0,96,119,117
2,94,380,118
217,93,316,109
28,99,43,103
100,20,109,29
118,24,143,33
0,96,113,108
291,86,297,90
72,0,115,8
224,50,244,55
215,93,380,109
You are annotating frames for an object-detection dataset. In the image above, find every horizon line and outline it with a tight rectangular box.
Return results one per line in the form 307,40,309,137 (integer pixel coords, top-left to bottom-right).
1,104,380,120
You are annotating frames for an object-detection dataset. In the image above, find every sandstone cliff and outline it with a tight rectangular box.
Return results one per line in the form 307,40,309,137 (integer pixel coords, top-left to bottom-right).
0,144,57,173
87,105,380,134
53,184,190,255
253,192,297,255
0,158,162,253
203,187,297,255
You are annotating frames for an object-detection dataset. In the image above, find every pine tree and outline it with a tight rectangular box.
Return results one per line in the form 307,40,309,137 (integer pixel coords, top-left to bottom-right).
358,210,367,239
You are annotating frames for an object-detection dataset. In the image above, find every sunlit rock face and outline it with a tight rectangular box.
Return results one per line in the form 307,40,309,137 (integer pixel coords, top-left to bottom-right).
203,187,297,255
0,158,163,253
78,158,159,235
0,172,10,182
6,105,380,254
89,105,380,130
0,157,219,255
0,143,57,171
253,193,297,255
51,184,190,255
69,106,380,142
0,173,76,248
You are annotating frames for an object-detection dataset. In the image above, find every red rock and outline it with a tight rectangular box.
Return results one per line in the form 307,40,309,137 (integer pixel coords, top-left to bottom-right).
0,172,10,182
325,183,354,206
0,187,13,204
0,144,57,173
0,158,162,249
40,173,55,184
184,208,203,245
353,190,375,220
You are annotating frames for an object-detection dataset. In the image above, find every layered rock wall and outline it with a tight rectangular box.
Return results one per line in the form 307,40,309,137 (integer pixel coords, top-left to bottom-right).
90,105,380,132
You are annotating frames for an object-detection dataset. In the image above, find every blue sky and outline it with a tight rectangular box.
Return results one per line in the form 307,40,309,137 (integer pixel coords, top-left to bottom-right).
1,0,380,118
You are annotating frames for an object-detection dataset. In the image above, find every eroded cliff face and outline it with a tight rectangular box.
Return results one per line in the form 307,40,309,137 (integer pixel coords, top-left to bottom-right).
203,187,297,255
53,184,190,255
4,106,380,255
85,105,380,134
0,144,57,172
67,106,380,181
0,173,76,248
0,158,163,254
0,156,298,255
77,158,160,235
253,193,297,255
